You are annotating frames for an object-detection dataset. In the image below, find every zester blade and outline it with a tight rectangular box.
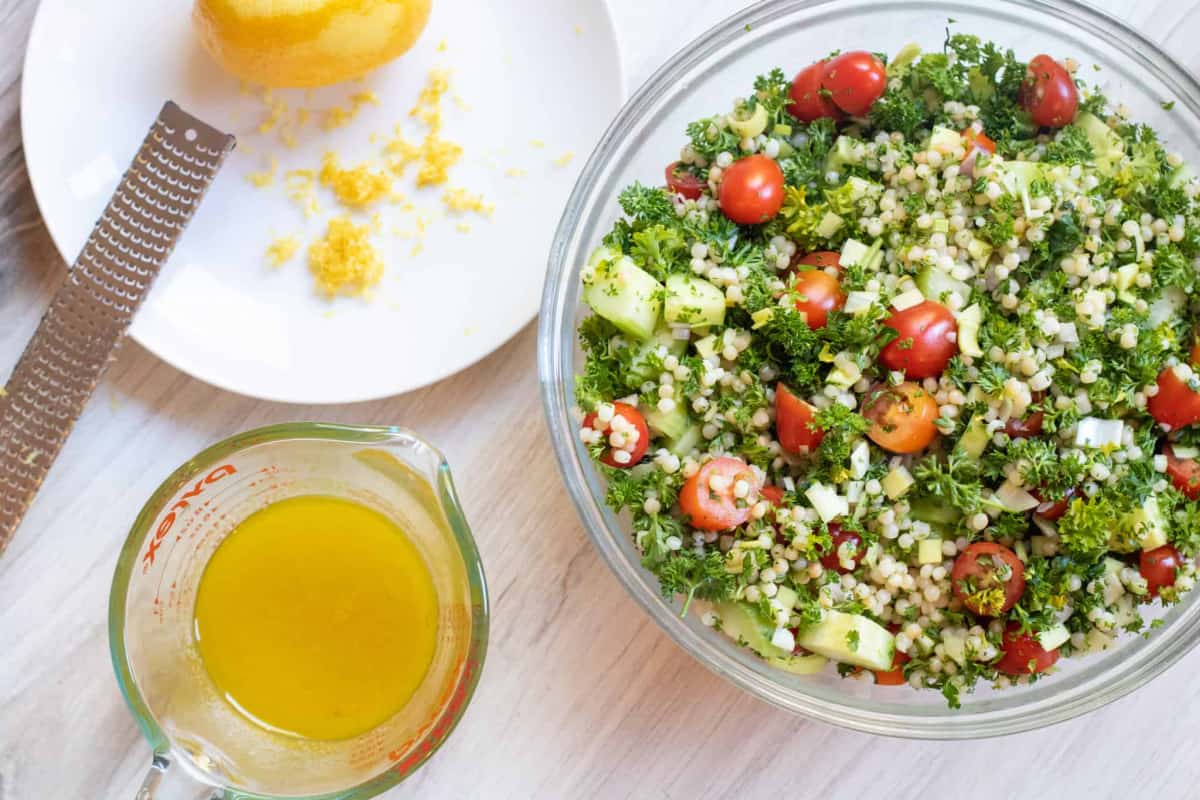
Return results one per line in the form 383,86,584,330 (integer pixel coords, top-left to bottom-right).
0,101,235,556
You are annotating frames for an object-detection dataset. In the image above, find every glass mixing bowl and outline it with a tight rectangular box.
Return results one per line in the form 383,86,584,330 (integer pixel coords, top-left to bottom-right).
539,0,1200,738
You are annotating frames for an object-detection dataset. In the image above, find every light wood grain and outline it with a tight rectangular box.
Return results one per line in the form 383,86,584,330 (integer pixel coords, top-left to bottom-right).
3,0,1200,798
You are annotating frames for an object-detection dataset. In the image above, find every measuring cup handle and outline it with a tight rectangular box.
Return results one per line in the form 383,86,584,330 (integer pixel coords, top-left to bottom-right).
135,754,223,800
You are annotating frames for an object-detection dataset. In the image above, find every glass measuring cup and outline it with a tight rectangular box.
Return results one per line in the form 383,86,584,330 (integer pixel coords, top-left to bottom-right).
109,423,488,799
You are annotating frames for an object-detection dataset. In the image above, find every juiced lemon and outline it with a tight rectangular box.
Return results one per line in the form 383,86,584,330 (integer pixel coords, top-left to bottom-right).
193,0,432,88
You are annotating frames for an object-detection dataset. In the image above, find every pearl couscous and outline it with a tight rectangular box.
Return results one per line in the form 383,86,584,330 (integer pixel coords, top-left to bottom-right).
573,35,1200,706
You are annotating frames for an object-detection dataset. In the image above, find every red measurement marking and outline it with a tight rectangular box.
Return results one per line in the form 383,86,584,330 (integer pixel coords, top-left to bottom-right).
142,464,237,570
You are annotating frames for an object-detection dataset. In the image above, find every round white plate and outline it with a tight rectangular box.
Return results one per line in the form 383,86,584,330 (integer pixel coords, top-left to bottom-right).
22,0,623,403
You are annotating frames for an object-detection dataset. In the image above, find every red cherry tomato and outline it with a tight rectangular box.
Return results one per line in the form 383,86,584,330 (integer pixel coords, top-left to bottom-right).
1031,486,1076,521
1148,367,1200,430
821,50,887,116
665,161,705,200
775,383,825,454
873,647,911,686
791,269,846,330
718,155,785,225
1141,544,1183,598
951,542,1026,617
995,623,1060,675
819,524,865,573
1166,445,1200,500
880,300,958,379
792,250,842,272
787,60,844,122
761,485,786,507
862,382,939,454
1020,54,1078,128
961,127,997,155
582,402,649,469
678,457,759,531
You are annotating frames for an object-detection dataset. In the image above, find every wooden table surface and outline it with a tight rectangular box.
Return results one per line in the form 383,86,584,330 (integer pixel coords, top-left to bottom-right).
3,0,1199,797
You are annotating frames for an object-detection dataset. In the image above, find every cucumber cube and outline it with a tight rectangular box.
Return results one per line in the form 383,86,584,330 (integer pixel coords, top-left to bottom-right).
882,466,914,499
582,249,664,341
918,538,944,564
665,274,726,328
795,610,895,671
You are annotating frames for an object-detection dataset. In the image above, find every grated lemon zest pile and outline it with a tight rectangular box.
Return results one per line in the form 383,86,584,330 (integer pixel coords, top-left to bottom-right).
441,187,493,217
247,156,279,187
285,169,321,217
309,218,384,297
323,91,380,131
318,152,394,208
266,235,301,267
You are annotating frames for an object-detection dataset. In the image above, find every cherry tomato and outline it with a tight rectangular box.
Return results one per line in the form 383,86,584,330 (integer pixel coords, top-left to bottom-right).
819,524,865,573
787,60,844,122
961,127,997,155
879,301,958,379
862,382,939,454
1020,54,1078,128
678,456,759,531
792,250,842,272
1004,410,1045,439
582,402,649,469
821,50,887,116
775,383,826,454
951,542,1026,617
1141,544,1183,598
1031,486,1076,521
995,623,1060,675
761,485,786,507
664,161,706,200
791,269,846,329
1166,445,1200,500
718,155,785,225
873,645,911,686
1148,367,1200,430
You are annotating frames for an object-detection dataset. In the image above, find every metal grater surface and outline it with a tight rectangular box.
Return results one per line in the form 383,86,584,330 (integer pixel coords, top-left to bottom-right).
0,101,235,555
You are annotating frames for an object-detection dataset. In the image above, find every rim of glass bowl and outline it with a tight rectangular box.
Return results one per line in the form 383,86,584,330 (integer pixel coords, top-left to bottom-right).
538,0,1200,738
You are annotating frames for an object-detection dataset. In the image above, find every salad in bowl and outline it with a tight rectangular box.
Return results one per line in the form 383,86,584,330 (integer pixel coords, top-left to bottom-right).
570,31,1200,707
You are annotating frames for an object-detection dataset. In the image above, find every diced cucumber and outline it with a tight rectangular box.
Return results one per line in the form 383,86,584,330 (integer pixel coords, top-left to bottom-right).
1102,557,1127,605
916,265,971,306
909,496,962,526
644,403,690,441
1114,595,1141,629
966,237,992,264
776,585,799,612
715,601,787,659
942,631,967,665
849,440,870,480
694,333,719,360
751,308,775,329
667,424,702,457
825,352,862,390
1037,624,1070,652
628,325,687,383
1115,263,1139,292
816,211,844,238
1076,112,1124,173
955,303,984,358
582,248,664,341
846,176,882,201
956,415,990,459
1149,287,1187,327
844,291,879,315
882,466,914,499
795,610,895,671
929,125,964,154
824,135,859,176
1129,496,1169,551
766,654,829,675
840,237,883,272
664,274,726,328
918,538,944,564
806,482,848,522
891,287,925,310
728,103,769,139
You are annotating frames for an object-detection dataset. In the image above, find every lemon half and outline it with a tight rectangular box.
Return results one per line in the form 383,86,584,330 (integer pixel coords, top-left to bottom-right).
194,0,433,88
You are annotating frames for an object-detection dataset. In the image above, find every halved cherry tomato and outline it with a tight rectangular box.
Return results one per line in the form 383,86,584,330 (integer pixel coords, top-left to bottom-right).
678,456,759,531
1148,367,1200,430
961,127,997,155
761,485,786,507
1004,410,1045,439
1141,544,1183,598
819,524,865,573
821,50,887,117
995,623,1060,675
792,250,842,272
776,383,825,454
787,60,844,122
951,542,1026,617
862,382,939,454
791,269,846,329
1166,445,1200,500
879,300,958,379
582,402,649,469
718,155,785,225
665,162,706,199
1031,486,1076,521
873,632,911,686
1020,54,1078,128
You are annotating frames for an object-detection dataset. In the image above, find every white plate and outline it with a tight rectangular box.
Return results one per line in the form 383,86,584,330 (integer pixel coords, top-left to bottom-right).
21,0,624,403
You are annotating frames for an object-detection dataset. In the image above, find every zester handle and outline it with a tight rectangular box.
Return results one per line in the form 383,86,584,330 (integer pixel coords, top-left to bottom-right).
0,101,235,555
